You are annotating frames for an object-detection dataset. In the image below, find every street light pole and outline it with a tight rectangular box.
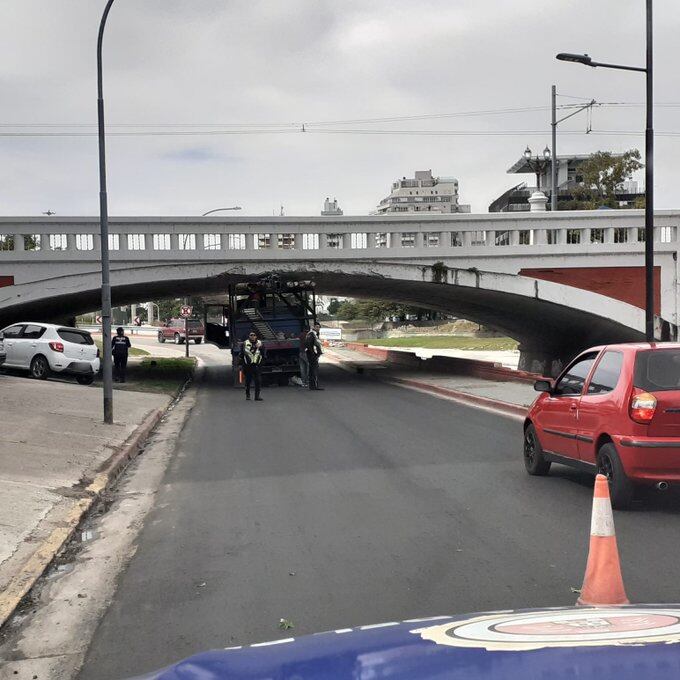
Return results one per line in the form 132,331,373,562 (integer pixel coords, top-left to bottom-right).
97,0,115,424
645,0,654,341
556,0,655,341
551,85,557,211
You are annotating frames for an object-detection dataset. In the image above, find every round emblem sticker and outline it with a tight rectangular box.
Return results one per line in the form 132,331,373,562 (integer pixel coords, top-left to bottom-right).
412,608,680,651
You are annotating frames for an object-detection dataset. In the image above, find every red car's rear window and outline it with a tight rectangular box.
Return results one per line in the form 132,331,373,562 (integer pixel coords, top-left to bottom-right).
634,349,680,392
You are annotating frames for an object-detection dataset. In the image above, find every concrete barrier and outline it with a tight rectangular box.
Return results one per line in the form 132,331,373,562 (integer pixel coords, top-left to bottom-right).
344,342,543,383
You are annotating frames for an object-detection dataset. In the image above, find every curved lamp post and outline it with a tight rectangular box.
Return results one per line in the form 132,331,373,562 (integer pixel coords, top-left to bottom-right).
97,0,115,424
202,207,242,216
556,0,654,341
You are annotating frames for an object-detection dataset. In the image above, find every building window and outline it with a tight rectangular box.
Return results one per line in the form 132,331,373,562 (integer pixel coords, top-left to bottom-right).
660,226,674,243
228,233,246,250
178,233,196,250
591,228,605,244
24,235,41,251
566,229,581,245
546,229,559,245
401,232,416,247
277,233,295,249
204,233,222,250
470,230,486,246
302,233,319,250
375,233,390,248
49,234,68,251
614,227,628,244
495,230,510,246
128,233,146,250
326,233,343,249
518,230,531,245
108,234,120,251
350,232,368,249
0,234,14,251
424,232,440,247
451,231,463,247
254,233,271,250
153,234,171,250
76,234,94,251
637,228,646,242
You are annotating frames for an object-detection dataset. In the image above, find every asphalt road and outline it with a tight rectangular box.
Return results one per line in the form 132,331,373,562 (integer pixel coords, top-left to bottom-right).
79,359,680,679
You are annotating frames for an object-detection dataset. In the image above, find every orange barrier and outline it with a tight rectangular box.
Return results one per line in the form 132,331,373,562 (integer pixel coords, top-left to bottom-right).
576,474,629,606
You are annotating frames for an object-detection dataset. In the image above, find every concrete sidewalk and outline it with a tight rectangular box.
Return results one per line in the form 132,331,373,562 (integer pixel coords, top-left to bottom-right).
324,346,536,413
0,373,169,626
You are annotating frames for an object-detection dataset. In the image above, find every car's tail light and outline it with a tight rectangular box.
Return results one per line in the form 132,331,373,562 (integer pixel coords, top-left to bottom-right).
48,341,64,353
630,388,657,423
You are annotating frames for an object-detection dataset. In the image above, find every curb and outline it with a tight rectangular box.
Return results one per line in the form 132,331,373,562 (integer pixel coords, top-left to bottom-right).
324,350,528,419
0,405,166,630
382,376,528,419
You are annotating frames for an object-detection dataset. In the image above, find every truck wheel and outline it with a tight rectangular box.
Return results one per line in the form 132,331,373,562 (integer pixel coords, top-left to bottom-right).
158,332,165,343
174,333,182,344
194,337,202,344
523,424,551,476
597,443,635,510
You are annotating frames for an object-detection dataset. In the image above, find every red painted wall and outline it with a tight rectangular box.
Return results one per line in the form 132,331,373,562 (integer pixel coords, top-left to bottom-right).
519,266,661,314
0,276,14,288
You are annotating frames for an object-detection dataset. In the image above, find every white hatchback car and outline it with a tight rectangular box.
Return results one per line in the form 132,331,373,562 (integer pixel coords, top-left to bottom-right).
0,322,100,384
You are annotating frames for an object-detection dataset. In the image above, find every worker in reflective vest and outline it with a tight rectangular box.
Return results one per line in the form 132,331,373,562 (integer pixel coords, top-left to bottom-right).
239,331,265,401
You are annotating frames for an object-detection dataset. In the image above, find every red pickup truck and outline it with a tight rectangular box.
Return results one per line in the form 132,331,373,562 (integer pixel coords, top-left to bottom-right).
157,318,205,344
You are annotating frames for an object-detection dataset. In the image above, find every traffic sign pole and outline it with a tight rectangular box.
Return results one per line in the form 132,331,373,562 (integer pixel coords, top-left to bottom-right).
185,316,189,358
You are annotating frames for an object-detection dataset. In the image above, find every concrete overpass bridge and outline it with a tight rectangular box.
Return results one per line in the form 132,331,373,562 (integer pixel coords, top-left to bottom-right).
1,211,678,373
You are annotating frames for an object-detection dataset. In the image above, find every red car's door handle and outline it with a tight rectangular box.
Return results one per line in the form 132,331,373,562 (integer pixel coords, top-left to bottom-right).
570,404,578,411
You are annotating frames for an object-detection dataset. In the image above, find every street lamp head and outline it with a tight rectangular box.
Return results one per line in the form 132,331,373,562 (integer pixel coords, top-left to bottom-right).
524,146,532,160
556,52,593,66
543,146,551,159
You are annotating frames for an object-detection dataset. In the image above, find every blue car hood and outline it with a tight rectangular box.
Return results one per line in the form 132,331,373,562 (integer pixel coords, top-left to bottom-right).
132,605,680,680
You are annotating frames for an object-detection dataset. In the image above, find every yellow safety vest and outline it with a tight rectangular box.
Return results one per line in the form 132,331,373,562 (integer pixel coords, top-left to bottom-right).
244,340,263,365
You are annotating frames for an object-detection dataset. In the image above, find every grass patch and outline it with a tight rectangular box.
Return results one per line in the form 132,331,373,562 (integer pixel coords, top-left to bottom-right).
94,339,150,357
93,356,196,395
363,336,519,351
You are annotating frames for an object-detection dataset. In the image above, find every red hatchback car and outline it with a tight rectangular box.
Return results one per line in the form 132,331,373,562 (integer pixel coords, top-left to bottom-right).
524,343,680,509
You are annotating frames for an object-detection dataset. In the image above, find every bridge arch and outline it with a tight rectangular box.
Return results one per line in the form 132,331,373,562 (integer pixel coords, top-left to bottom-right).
0,258,649,374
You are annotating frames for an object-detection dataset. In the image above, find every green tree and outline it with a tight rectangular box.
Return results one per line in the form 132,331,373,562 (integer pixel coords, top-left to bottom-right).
570,149,643,209
327,298,341,316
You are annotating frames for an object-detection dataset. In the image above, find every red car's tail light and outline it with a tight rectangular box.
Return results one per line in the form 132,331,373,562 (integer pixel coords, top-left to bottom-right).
630,388,657,423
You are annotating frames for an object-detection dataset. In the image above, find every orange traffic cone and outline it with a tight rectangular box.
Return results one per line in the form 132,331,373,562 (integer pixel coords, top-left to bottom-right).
576,474,629,606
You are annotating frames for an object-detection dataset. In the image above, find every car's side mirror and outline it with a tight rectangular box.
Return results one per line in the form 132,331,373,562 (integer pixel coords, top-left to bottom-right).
534,379,552,393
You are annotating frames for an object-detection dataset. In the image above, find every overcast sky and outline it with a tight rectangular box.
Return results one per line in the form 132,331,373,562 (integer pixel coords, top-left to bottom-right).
1,0,679,216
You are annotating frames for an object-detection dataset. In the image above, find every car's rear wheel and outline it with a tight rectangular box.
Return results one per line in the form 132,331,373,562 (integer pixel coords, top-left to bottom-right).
597,443,635,510
523,424,551,476
158,332,165,343
77,374,94,385
174,333,182,344
30,355,49,380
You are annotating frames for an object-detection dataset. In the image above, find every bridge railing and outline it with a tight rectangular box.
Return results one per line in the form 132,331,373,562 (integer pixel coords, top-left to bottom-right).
0,212,677,256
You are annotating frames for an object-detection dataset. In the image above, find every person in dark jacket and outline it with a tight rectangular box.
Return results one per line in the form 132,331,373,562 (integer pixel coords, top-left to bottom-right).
112,326,131,383
305,323,324,390
239,331,265,401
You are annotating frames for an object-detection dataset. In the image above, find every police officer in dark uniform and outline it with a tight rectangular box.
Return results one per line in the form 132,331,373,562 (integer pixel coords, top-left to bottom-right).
112,326,131,383
305,323,324,391
239,331,265,401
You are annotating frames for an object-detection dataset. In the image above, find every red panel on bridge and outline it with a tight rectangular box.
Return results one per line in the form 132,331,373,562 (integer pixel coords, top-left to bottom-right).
519,266,661,314
0,276,14,288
